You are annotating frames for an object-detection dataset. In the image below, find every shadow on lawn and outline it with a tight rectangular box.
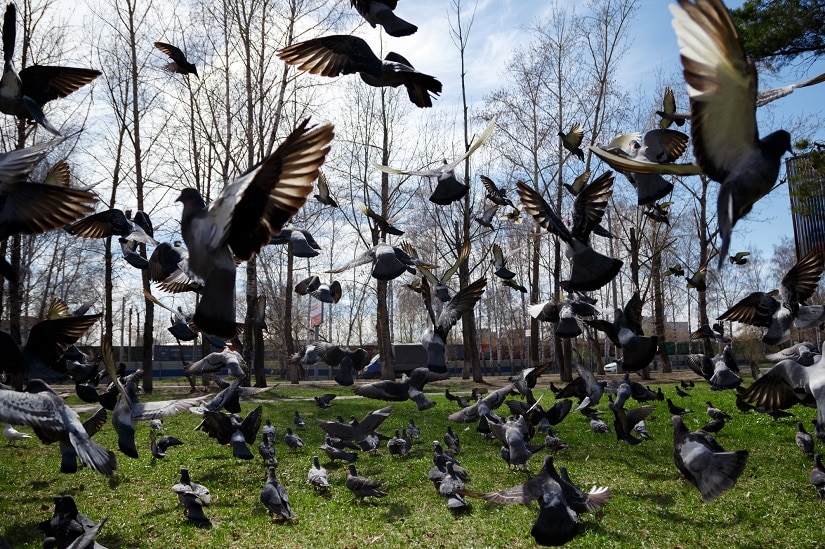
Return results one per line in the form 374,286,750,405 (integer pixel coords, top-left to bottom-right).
2,521,43,547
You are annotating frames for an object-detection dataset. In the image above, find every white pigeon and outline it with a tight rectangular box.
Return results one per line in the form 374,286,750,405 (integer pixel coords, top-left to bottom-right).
3,423,30,445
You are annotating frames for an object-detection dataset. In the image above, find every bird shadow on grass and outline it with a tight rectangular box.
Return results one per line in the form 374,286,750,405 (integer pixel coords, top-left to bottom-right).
2,521,42,547
141,503,181,518
653,508,741,529
626,491,675,506
382,502,410,523
579,520,625,543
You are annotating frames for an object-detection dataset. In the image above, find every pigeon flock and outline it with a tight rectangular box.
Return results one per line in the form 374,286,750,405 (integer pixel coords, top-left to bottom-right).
0,0,823,546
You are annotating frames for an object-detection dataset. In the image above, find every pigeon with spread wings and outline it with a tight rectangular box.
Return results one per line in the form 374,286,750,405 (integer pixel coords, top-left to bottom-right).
0,4,101,135
670,0,795,269
558,123,585,161
717,250,825,346
153,42,198,77
584,291,657,372
517,171,622,292
327,241,434,281
278,35,440,108
402,240,470,303
420,277,486,374
177,119,333,338
374,118,496,205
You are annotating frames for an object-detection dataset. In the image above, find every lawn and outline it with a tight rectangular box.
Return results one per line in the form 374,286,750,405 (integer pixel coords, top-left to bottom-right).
1,374,823,548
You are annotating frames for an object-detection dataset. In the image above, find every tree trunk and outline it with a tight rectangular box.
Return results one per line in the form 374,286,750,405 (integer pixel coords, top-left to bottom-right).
652,247,672,373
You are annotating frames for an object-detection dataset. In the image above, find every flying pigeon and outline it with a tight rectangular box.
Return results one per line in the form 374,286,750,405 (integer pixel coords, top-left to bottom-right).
656,86,689,128
517,172,622,292
196,405,262,460
671,0,795,269
528,295,598,339
420,277,486,373
480,175,515,207
353,367,449,411
402,240,470,303
672,415,748,502
278,36,440,108
327,241,434,281
177,119,333,337
350,0,417,37
558,123,585,161
0,4,101,135
686,346,742,390
295,275,342,304
269,226,322,257
584,291,657,371
153,41,197,76
563,169,591,196
717,250,825,346
373,118,496,204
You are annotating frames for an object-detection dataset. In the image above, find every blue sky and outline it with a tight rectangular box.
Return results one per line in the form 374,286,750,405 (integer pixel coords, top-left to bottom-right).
374,0,825,260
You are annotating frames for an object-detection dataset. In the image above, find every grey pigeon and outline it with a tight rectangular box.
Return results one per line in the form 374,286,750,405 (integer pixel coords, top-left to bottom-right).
672,415,748,502
350,0,417,37
185,349,247,379
584,291,657,371
38,494,97,548
811,454,825,502
177,119,332,337
327,241,431,281
528,296,598,339
402,241,470,303
656,86,689,128
490,415,541,468
797,422,815,457
671,0,795,269
717,251,825,346
319,439,358,463
0,4,101,135
317,405,393,443
460,455,611,546
480,175,515,208
284,427,304,450
517,173,622,292
197,405,262,460
345,464,387,502
0,380,116,476
354,367,448,410
558,123,585,161
374,119,496,202
407,418,421,440
278,36,440,108
742,340,825,441
269,226,322,257
420,277,486,373
295,275,342,304
307,455,331,495
314,171,338,207
314,393,336,409
171,467,211,527
706,401,732,421
439,461,468,509
261,466,296,521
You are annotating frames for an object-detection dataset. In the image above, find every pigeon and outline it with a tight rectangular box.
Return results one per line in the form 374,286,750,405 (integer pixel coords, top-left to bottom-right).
374,118,496,203
633,420,652,440
313,171,338,207
2,423,29,444
153,41,198,76
529,296,599,339
480,175,515,207
269,226,322,257
402,241,470,303
350,0,417,37
729,251,750,265
443,425,460,455
672,415,748,502
439,461,469,509
407,418,420,440
563,169,591,196
355,201,406,236
317,405,393,443
517,173,622,292
584,291,657,371
310,342,370,387
573,364,607,412
656,86,689,128
38,494,98,548
796,422,814,457
811,454,825,502
743,341,825,441
0,4,101,135
490,415,542,468
687,347,742,390
387,429,408,457
718,250,825,346
327,241,433,281
701,417,725,433
690,323,731,344
307,455,331,495
671,0,795,269
295,275,342,304
345,464,387,503
196,405,262,460
558,123,585,161
171,467,211,527
474,203,499,228
314,393,336,409
293,411,307,429
319,439,358,463
261,466,296,521
447,380,526,424
643,200,672,225
44,515,108,549
101,341,203,458
589,413,611,434
706,401,732,421
0,380,116,476
667,398,691,416
259,436,277,468
177,118,333,337
459,455,611,546
765,342,818,365
420,277,486,373
66,208,156,246
353,367,448,411
278,36,440,108
185,349,247,379
592,130,683,205
491,243,516,281
284,427,304,450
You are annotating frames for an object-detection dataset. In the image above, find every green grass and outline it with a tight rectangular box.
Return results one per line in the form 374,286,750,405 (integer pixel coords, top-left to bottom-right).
2,377,824,548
